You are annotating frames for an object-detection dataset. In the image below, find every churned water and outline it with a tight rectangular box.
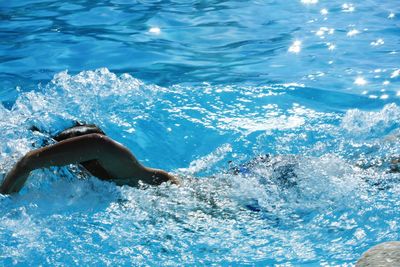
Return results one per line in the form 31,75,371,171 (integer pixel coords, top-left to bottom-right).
0,0,399,266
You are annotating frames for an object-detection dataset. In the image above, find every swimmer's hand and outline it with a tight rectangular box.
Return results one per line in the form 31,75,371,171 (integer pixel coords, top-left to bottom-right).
142,168,181,186
0,156,31,194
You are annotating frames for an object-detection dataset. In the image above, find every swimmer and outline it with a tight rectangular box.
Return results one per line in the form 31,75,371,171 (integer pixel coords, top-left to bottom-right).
0,124,179,195
1,123,398,195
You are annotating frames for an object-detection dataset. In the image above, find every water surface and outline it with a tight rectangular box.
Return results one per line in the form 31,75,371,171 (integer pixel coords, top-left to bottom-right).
0,0,400,265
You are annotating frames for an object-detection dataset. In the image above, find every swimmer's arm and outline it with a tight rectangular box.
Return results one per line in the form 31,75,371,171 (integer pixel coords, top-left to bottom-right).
0,134,178,194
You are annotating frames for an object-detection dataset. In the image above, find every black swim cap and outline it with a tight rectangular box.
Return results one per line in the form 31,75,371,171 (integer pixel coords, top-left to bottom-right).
53,124,106,142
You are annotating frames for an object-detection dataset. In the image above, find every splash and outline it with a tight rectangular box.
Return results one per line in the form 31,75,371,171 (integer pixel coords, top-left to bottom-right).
341,103,400,139
0,69,399,265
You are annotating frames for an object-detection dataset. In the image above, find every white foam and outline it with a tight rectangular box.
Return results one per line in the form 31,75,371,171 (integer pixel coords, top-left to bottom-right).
341,103,400,137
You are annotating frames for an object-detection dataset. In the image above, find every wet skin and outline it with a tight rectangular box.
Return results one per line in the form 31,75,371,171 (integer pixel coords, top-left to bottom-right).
0,133,179,194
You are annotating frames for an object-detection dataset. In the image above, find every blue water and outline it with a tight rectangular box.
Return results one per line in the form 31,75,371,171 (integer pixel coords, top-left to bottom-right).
1,0,400,265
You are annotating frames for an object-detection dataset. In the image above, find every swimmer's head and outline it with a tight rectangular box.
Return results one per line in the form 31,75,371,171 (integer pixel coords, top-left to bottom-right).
53,124,105,142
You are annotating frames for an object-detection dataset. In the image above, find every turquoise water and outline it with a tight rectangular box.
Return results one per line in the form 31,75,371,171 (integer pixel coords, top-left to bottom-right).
1,1,400,265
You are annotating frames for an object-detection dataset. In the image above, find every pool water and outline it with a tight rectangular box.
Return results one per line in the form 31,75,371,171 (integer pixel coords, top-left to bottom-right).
1,0,399,265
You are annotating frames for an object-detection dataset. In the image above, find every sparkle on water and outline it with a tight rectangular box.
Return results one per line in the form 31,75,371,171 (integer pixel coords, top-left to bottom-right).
0,0,399,266
288,40,302,54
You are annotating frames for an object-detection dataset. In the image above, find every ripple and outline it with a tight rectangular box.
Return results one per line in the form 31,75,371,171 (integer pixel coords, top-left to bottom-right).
1,1,399,94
